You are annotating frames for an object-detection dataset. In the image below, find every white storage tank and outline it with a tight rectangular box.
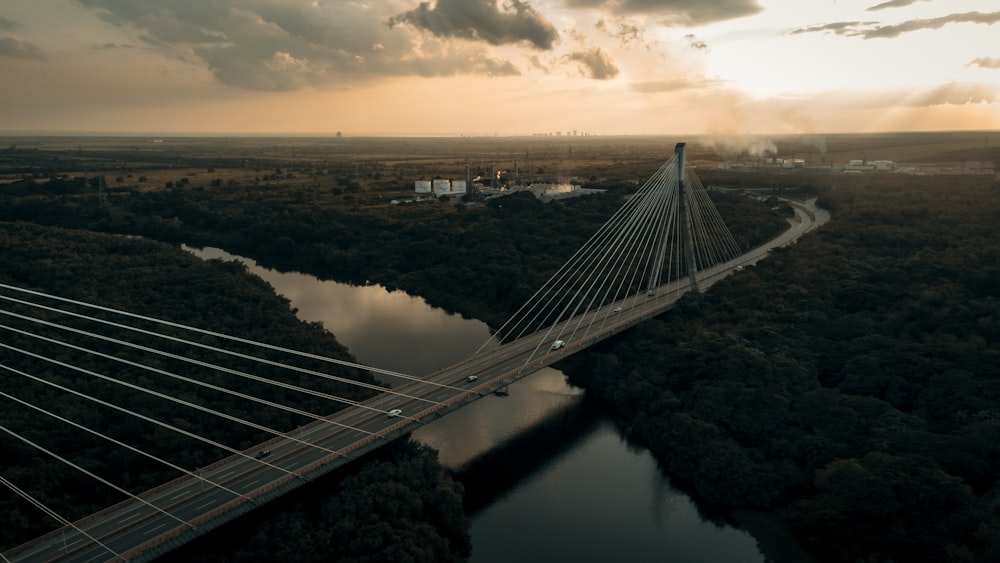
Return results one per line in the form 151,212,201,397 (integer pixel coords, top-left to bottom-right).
415,180,432,193
432,179,451,194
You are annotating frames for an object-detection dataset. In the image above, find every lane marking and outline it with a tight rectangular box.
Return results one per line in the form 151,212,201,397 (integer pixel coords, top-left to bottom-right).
117,511,141,524
143,523,166,536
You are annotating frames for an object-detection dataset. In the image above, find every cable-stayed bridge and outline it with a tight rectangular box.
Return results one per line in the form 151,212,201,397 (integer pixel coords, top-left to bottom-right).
1,144,822,562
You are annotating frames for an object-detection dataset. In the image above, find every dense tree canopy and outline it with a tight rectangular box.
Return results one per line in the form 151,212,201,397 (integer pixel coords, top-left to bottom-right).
565,174,1000,562
0,164,786,559
10,148,995,562
0,222,470,557
168,441,470,563
0,175,786,328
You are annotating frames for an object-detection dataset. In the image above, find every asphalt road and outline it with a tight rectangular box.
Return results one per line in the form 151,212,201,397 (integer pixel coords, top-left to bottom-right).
4,201,821,562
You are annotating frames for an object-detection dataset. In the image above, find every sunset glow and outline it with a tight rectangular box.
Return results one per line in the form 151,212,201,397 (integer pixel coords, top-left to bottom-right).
2,0,998,135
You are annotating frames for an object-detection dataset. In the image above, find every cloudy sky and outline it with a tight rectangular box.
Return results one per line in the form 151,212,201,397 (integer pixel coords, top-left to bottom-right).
2,0,998,135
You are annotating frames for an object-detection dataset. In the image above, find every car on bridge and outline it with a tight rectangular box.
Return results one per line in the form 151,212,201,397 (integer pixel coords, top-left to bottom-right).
387,409,402,417
550,340,566,350
466,375,478,382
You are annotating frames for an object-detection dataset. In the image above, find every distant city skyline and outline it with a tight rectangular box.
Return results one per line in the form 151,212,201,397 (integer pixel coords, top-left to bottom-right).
2,0,999,136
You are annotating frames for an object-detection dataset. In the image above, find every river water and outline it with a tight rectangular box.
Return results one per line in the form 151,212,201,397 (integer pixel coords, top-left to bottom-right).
186,246,764,563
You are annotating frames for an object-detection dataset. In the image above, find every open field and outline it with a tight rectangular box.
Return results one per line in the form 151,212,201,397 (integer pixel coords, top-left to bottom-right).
2,131,997,193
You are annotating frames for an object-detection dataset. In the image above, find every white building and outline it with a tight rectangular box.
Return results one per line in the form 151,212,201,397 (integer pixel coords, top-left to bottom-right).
432,179,451,195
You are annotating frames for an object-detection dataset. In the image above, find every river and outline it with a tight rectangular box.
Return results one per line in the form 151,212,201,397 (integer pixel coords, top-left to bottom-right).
185,246,765,563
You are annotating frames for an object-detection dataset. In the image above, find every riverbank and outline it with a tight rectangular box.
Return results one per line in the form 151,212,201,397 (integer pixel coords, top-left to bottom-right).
733,510,816,563
187,246,768,562
561,177,1000,562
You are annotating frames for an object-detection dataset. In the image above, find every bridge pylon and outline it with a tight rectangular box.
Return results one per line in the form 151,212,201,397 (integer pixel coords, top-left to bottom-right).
676,142,699,294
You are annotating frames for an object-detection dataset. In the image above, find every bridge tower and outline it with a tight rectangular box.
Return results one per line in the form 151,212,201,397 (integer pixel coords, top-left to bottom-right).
676,142,699,293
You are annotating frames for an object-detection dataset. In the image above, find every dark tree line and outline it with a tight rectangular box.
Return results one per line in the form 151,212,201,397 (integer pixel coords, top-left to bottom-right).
0,163,789,560
564,173,1000,562
0,222,470,557
0,175,786,330
165,441,470,563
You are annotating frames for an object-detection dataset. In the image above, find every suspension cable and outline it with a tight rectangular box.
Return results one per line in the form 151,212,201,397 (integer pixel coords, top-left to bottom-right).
0,475,118,560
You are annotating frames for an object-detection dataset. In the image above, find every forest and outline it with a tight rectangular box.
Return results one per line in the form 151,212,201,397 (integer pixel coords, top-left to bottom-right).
0,160,785,560
0,223,467,560
0,170,788,328
563,173,1000,562
2,136,1000,562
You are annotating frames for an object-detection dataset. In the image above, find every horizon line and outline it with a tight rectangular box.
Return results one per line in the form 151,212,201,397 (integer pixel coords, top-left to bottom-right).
2,129,999,140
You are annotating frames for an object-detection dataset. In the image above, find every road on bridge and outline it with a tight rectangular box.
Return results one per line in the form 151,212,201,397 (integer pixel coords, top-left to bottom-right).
4,201,822,563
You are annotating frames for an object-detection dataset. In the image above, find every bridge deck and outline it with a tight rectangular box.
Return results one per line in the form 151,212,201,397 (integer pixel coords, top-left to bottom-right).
4,201,820,563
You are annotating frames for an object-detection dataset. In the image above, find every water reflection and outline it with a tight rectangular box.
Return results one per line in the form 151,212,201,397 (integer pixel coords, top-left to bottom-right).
184,245,763,563
467,418,762,563
413,367,584,468
456,396,603,514
184,246,492,376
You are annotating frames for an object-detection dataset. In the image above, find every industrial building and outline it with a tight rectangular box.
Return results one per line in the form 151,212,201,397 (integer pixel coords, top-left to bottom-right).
413,178,468,196
718,157,898,174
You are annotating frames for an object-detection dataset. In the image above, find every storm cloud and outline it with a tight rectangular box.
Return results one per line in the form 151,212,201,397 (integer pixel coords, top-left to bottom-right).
0,16,46,60
389,0,559,50
564,0,762,26
0,37,46,61
595,19,644,47
564,47,619,79
791,11,1000,39
72,0,525,90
